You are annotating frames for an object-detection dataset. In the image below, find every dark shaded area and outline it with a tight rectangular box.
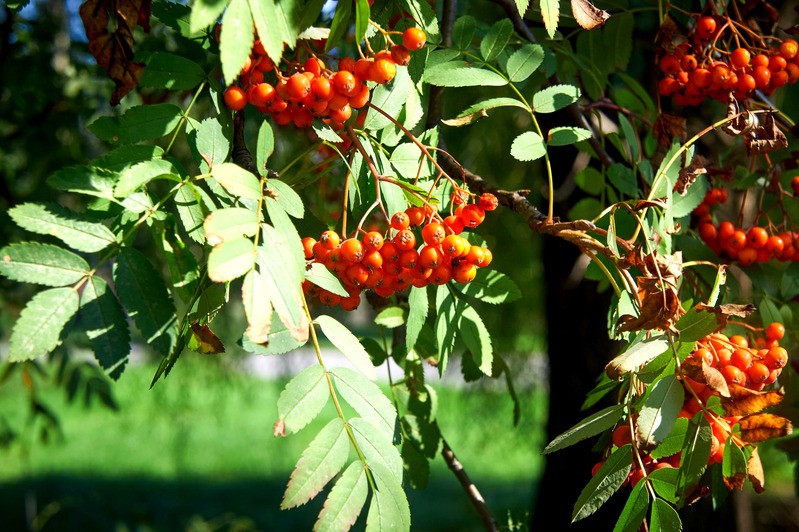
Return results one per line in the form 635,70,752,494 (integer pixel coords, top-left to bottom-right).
0,474,534,531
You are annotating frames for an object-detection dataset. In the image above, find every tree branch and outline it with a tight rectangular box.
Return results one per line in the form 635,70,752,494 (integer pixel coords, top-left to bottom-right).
441,438,498,532
232,110,259,175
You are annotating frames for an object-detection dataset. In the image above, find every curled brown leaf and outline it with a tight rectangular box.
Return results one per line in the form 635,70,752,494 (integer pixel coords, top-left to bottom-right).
722,384,784,417
570,0,610,30
738,413,793,443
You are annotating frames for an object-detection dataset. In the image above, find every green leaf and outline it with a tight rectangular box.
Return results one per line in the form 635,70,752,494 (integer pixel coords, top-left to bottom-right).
257,227,309,342
282,418,349,509
452,16,475,50
8,287,80,362
325,0,352,53
515,0,530,16
607,164,637,197
650,499,681,532
365,462,411,532
242,269,273,344
505,43,545,83
675,307,718,342
47,166,117,199
189,0,229,34
375,306,406,329
544,405,624,454
362,66,412,131
204,207,259,246
540,0,559,38
636,374,685,449
267,179,304,218
196,117,231,168
115,159,179,197
277,364,330,435
722,436,747,478
532,84,580,114
354,0,370,43
572,444,633,522
452,97,527,121
390,142,435,180
0,242,89,287
651,142,683,199
314,462,368,532
212,162,262,199
174,183,210,243
422,63,508,87
459,305,493,375
399,0,439,39
605,12,634,71
406,286,428,351
618,114,639,162
781,263,799,300
80,277,130,379
256,120,274,173
568,197,603,221
248,0,295,64
331,367,397,442
511,131,546,162
315,315,376,380
434,285,458,375
114,247,177,356
208,236,255,282
649,467,680,504
678,414,712,492
612,482,649,532
350,418,403,479
88,104,183,145
651,417,689,460
548,126,592,146
141,52,205,90
220,0,254,85
480,19,513,62
457,269,521,304
759,297,783,331
605,335,670,379
306,262,349,297
672,175,708,219
8,203,117,253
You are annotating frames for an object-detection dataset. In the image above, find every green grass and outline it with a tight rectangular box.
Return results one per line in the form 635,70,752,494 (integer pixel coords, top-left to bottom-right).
0,357,546,531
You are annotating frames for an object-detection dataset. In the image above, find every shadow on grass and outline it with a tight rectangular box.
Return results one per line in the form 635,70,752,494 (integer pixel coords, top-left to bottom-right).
1,475,534,531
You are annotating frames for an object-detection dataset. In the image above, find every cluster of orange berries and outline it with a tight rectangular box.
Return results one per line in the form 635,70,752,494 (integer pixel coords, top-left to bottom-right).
694,188,799,265
682,326,788,394
657,15,799,106
221,27,427,129
301,193,499,310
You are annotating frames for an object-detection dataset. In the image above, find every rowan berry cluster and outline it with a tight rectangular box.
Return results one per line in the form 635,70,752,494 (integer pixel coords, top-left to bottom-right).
693,188,799,265
221,27,427,129
683,326,788,394
657,15,799,106
301,193,498,310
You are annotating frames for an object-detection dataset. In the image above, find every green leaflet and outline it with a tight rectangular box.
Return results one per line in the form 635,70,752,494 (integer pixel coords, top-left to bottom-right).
511,131,546,162
532,84,581,114
315,315,376,380
612,482,649,532
457,269,521,304
480,19,513,62
140,52,205,90
207,236,255,282
636,374,684,449
572,444,633,522
8,203,117,253
220,0,254,85
277,364,330,435
282,418,349,509
350,418,403,480
305,263,348,297
211,162,262,200
242,269,273,345
0,242,90,287
422,63,508,88
544,404,625,454
458,305,493,375
89,104,183,145
114,247,177,356
195,117,231,168
406,286,428,352
80,276,131,380
505,43,544,83
313,462,368,532
331,367,397,442
365,462,411,532
203,207,259,246
8,287,80,362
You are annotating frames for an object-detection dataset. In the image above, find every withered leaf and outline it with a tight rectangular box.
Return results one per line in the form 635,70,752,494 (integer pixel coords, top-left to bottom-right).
722,384,784,417
745,112,788,155
188,322,225,354
721,95,757,137
633,199,669,211
570,0,610,30
441,108,489,127
653,113,687,147
80,0,151,105
738,413,793,443
723,471,746,491
273,418,286,437
675,159,707,195
694,302,756,330
680,357,730,397
748,447,765,493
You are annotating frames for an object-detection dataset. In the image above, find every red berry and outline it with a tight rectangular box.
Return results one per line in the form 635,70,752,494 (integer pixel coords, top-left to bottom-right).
223,86,247,110
402,27,427,51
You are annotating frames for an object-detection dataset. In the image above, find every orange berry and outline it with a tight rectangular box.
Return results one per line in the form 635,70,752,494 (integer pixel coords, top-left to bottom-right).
730,48,751,70
780,39,799,59
311,77,334,101
421,222,446,246
405,207,425,227
453,262,477,283
320,230,341,250
403,27,427,51
286,73,312,101
333,70,357,95
394,229,416,251
695,16,716,40
247,82,276,107
302,237,316,259
223,86,248,110
391,211,411,230
370,58,397,85
766,322,785,341
765,347,788,370
419,245,444,269
460,204,486,228
721,364,746,385
390,44,411,66
730,348,753,371
748,362,770,384
729,335,749,349
363,231,384,252
340,238,364,262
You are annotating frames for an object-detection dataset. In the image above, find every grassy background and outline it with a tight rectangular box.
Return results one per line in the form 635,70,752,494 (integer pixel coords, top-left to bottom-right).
0,356,546,531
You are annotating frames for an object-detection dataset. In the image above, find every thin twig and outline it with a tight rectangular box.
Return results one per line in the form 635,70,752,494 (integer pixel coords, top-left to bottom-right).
441,439,498,532
232,111,259,175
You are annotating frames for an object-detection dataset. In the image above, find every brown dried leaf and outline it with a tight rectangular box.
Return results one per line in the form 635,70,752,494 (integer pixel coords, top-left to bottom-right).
694,302,756,330
653,113,687,147
675,159,707,195
680,357,731,397
721,95,757,136
188,322,225,354
654,15,682,53
273,418,286,437
441,108,489,127
633,199,669,211
722,384,784,417
723,471,747,491
748,447,765,493
745,112,788,155
80,0,151,105
616,284,680,333
738,413,793,443
570,0,609,30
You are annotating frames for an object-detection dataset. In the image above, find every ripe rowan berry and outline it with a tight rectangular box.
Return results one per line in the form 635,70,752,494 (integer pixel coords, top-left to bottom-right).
453,262,477,283
781,39,799,59
346,263,370,286
729,335,749,348
465,245,486,266
287,73,312,101
403,27,427,51
698,222,717,242
443,215,464,234
247,83,276,107
328,104,352,123
370,58,397,84
302,237,316,259
390,44,411,66
361,250,383,270
363,231,384,251
399,249,419,269
730,48,751,70
340,238,364,262
394,229,417,251
311,77,334,101
405,207,425,227
391,211,411,230
695,16,717,40
748,362,770,384
380,241,400,262
223,86,248,110
304,57,324,77
765,347,788,369
478,193,499,211
693,347,714,366
338,56,356,73
422,222,446,246
320,230,341,250
766,322,785,341
730,348,753,371
721,364,746,385
419,245,444,269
